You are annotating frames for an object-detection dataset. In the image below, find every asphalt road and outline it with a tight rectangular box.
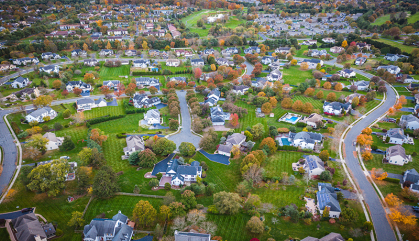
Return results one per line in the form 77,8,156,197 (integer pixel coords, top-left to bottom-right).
0,109,17,196
343,83,397,241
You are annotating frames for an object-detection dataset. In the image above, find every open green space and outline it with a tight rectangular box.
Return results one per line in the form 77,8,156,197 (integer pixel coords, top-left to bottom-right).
369,38,418,54
408,12,419,24
371,14,390,26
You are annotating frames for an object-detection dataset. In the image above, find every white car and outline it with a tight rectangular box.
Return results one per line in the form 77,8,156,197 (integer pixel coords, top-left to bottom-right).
60,156,70,160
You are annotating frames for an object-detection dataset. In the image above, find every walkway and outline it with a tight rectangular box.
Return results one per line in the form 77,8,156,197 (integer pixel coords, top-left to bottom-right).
167,91,201,149
199,150,230,165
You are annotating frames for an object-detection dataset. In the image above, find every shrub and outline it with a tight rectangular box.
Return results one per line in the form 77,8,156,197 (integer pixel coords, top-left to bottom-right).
54,122,63,131
296,122,307,127
126,108,147,114
55,229,63,237
11,121,21,134
87,115,125,125
116,133,126,139
384,177,401,183
164,183,171,190
17,131,29,139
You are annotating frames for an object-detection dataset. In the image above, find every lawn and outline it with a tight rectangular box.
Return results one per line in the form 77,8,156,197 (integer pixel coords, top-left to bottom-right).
282,66,314,85
0,228,11,241
371,14,390,26
99,65,130,79
408,12,419,24
369,38,418,54
84,101,125,120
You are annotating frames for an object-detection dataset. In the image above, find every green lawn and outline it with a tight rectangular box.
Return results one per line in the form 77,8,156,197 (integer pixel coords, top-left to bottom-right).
408,12,419,24
282,66,314,85
369,38,418,54
99,65,130,79
371,14,390,26
84,101,125,120
0,228,11,241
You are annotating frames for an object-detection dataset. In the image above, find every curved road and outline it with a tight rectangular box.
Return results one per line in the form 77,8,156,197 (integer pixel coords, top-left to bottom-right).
0,109,16,195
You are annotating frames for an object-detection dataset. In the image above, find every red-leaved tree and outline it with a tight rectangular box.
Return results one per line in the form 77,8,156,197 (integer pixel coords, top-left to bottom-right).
230,113,239,128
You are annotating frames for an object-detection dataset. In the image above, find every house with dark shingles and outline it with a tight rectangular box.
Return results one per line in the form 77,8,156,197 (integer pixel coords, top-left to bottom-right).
76,97,107,111
103,80,121,90
25,107,57,123
267,69,283,82
174,231,211,241
125,49,137,56
191,58,204,66
83,211,133,241
330,46,344,54
66,81,92,93
132,93,161,108
261,56,274,65
222,47,239,56
317,183,341,218
99,49,114,57
39,64,60,74
244,46,260,54
338,69,355,78
299,59,323,69
384,145,411,166
160,159,202,186
135,77,159,87
403,169,419,193
144,109,160,125
323,102,351,116
399,114,419,130
301,232,345,241
355,57,366,66
377,65,401,75
294,155,325,178
385,128,409,145
12,213,56,241
384,54,408,62
41,52,60,60
10,76,30,88
84,59,99,66
202,49,215,55
202,88,221,107
71,49,87,57
231,85,249,95
288,132,323,150
123,135,145,156
275,47,291,54
133,59,150,68
13,57,39,66
210,106,230,126
353,80,370,91
9,88,40,100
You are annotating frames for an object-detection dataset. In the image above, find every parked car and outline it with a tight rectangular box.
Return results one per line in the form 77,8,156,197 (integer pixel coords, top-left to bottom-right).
60,156,70,160
334,188,341,191
21,208,33,213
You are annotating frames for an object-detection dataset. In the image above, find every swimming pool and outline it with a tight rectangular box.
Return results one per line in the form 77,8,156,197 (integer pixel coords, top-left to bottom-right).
281,138,291,146
285,116,299,122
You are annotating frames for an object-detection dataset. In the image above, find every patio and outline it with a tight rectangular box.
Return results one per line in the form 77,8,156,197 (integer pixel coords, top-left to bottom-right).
304,197,317,215
278,113,302,124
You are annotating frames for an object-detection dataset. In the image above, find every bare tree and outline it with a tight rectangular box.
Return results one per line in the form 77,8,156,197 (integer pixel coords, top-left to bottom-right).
243,164,264,184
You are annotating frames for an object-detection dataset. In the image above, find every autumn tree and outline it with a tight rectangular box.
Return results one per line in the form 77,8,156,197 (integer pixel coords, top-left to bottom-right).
326,92,337,102
90,128,107,145
281,97,292,109
361,150,373,161
84,73,94,83
316,90,324,99
371,168,388,180
334,83,343,91
292,100,303,112
259,137,277,153
323,82,332,89
229,113,239,128
302,102,313,114
193,67,202,79
385,193,403,207
269,97,277,107
34,95,53,107
132,200,157,228
356,134,373,147
261,102,272,114
52,80,62,89
300,62,309,70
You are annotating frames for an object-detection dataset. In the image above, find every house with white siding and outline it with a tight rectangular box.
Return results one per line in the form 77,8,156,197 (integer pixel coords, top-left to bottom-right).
43,132,64,150
25,107,57,123
384,145,411,166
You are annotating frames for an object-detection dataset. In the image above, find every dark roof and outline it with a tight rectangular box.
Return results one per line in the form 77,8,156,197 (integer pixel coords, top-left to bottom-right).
404,169,419,184
12,213,47,241
175,231,211,241
303,58,321,63
305,155,324,171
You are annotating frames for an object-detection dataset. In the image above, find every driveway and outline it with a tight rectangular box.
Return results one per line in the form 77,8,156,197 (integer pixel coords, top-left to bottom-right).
167,91,201,149
199,150,230,165
0,210,33,220
0,109,18,196
341,190,357,200
343,83,397,241
151,153,175,176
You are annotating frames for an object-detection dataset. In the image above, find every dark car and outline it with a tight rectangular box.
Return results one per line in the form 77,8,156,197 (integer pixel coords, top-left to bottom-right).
21,208,33,213
334,188,341,191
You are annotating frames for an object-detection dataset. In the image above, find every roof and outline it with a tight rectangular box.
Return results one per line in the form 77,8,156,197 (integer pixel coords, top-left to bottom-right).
233,85,249,91
145,109,160,119
77,98,95,105
319,233,345,241
27,106,54,118
175,231,211,241
14,76,28,83
123,135,145,153
177,165,199,176
323,102,351,111
387,128,406,140
305,155,325,171
218,143,233,153
112,210,128,223
404,169,419,183
291,132,323,143
43,223,56,237
226,133,246,145
12,213,47,241
43,132,61,142
386,145,408,159
306,113,323,123
317,186,341,212
303,58,321,63
354,80,370,87
400,114,419,124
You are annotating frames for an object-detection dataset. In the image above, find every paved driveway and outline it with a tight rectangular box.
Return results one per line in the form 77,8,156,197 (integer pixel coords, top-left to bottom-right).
343,83,397,241
199,150,230,165
167,91,201,149
151,153,175,176
0,210,33,220
0,109,17,196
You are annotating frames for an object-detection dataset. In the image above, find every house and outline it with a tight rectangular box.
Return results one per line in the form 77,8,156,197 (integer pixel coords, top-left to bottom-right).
202,49,215,55
41,52,60,60
300,59,323,69
408,83,419,90
310,49,328,57
103,80,121,89
377,65,401,75
267,69,283,82
261,56,274,65
13,57,39,66
330,46,344,54
322,38,335,43
216,58,234,66
231,85,249,95
252,78,272,89
384,145,412,166
203,88,221,107
135,77,159,87
352,80,370,91
323,102,352,115
83,59,98,66
384,54,407,61
83,211,133,241
302,155,325,178
0,63,16,72
66,81,92,93
191,59,204,66
133,59,150,68
132,93,161,108
355,57,367,66
12,213,56,241
166,59,180,67
174,231,211,241
301,113,323,128
107,28,128,35
39,64,60,74
317,183,341,218
99,49,114,56
222,47,239,56
399,114,419,130
125,49,137,56
210,106,229,126
397,74,418,83
123,135,145,156
275,47,291,54
402,169,419,193
11,77,30,88
289,131,323,150
8,88,40,100
302,233,345,241
170,77,187,84
43,132,64,150
76,97,107,111
71,49,87,57
356,42,371,50
301,40,317,45
385,128,409,144
338,69,355,78
144,109,160,125
25,107,57,123
346,93,364,103
217,133,247,156
244,46,260,54
162,159,202,186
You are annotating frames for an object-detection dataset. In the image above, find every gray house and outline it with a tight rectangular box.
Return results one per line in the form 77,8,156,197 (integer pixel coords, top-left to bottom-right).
403,169,419,193
210,106,230,126
384,145,411,166
12,213,56,241
11,76,30,88
123,135,145,156
400,114,419,130
174,231,211,241
385,128,409,145
83,211,133,241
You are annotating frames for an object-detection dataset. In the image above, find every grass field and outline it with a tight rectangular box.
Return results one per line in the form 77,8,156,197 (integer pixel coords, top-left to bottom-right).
371,14,390,26
369,38,418,54
99,65,130,79
84,101,125,120
408,12,419,24
282,66,314,85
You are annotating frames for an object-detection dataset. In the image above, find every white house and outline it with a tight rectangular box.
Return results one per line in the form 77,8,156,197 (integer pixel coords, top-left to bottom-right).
231,85,249,95
301,113,323,128
83,59,98,66
43,132,64,150
135,77,159,87
355,57,366,66
384,145,412,166
25,107,57,123
377,65,401,75
322,38,335,43
13,57,39,66
41,52,60,60
10,77,30,88
338,69,356,78
144,109,160,125
303,155,325,178
323,102,352,116
66,81,92,93
353,80,370,91
164,160,202,186
166,59,180,67
210,106,229,126
39,65,60,74
83,211,133,241
299,59,323,69
384,54,408,61
275,47,291,54
402,169,419,193
244,46,260,54
400,114,419,130
103,80,120,90
76,97,107,111
132,59,150,68
288,132,323,150
317,183,341,218
132,93,161,108
71,49,87,57
191,59,204,66
267,69,283,82
99,49,114,56
261,56,274,65
330,46,344,54
385,128,409,144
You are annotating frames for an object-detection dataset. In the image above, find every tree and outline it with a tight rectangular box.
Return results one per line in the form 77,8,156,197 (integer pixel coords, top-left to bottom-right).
259,137,277,153
292,100,303,112
334,83,343,91
389,207,418,225
52,80,62,89
323,82,332,89
291,59,297,65
246,216,264,234
213,191,242,215
27,159,69,197
149,86,158,95
320,170,332,181
361,150,373,161
181,190,197,210
169,119,179,130
90,128,107,145
316,90,324,99
229,113,239,128
68,211,84,228
149,179,159,188
137,149,158,167
356,134,373,146
193,68,202,79
385,193,403,207
323,206,330,218
84,73,95,83
73,88,82,96
92,166,120,199
352,96,359,108
152,138,176,156
319,150,329,162
302,102,313,114
132,200,157,228
251,123,265,140
59,136,75,152
106,41,112,49
326,92,337,102
300,62,309,70
34,95,53,107
340,207,358,223
28,134,48,152
269,97,277,107
179,142,196,156
342,40,348,48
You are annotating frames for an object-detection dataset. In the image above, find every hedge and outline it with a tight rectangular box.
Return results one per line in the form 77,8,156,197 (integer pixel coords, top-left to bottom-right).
132,71,162,76
384,177,401,183
116,133,126,139
126,108,147,114
87,115,125,125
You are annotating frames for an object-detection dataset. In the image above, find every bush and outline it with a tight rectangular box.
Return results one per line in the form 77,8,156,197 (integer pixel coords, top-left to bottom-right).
164,182,171,190
87,115,125,125
11,121,20,134
54,122,63,131
196,204,204,209
55,229,63,237
116,133,126,139
296,122,307,127
384,177,401,183
126,108,147,114
17,131,29,139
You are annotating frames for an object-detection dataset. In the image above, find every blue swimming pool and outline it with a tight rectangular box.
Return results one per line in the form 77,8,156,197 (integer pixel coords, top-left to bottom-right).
281,138,291,146
285,116,298,122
